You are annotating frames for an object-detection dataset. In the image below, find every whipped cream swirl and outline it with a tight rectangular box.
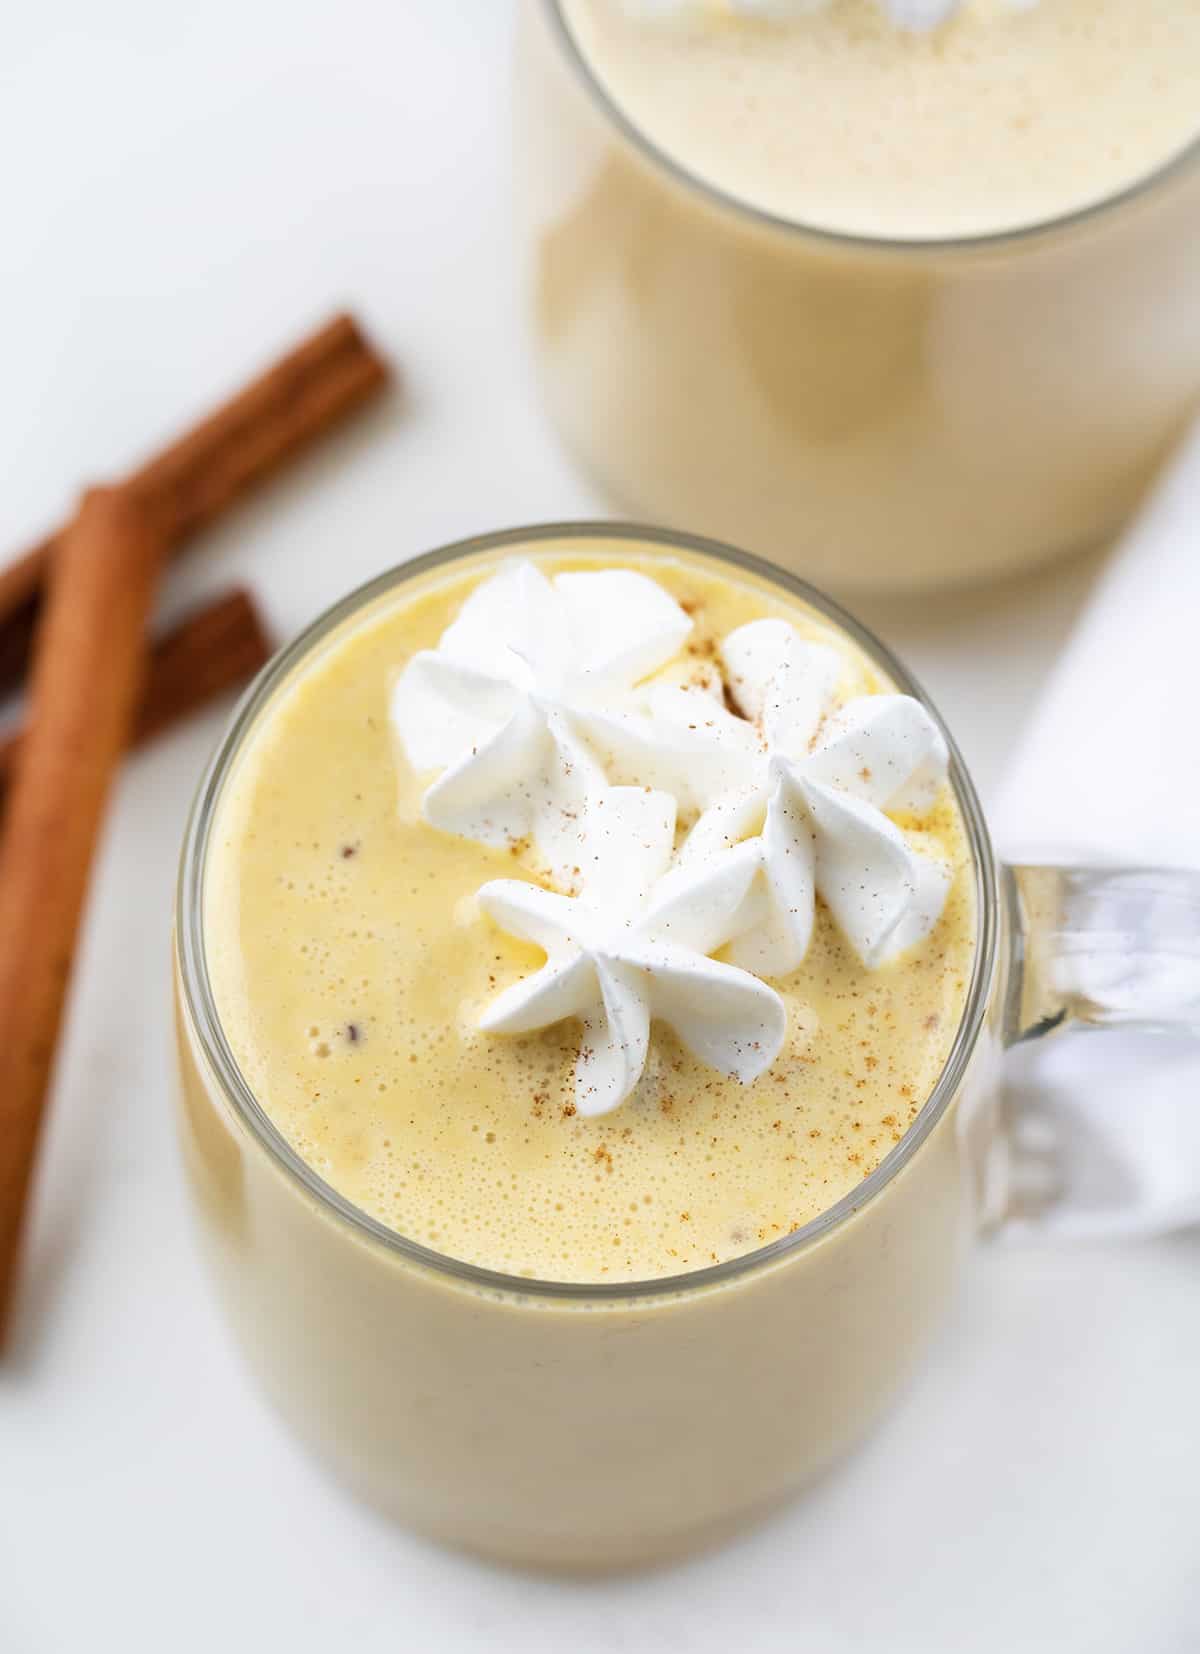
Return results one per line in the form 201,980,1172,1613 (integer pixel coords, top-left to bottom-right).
391,563,954,1114
573,618,951,971
391,561,691,889
477,788,785,1116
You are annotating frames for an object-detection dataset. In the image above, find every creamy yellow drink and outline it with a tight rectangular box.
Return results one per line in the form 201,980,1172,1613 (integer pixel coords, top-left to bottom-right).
561,0,1200,240
177,529,993,1568
204,546,974,1282
518,0,1200,588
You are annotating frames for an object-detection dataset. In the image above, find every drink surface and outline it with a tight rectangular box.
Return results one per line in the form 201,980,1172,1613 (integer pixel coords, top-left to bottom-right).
558,0,1200,238
204,546,976,1282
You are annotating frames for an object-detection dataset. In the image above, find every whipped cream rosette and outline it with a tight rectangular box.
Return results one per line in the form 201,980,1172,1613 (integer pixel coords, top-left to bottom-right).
573,617,951,973
476,787,785,1115
390,561,691,888
391,564,954,1114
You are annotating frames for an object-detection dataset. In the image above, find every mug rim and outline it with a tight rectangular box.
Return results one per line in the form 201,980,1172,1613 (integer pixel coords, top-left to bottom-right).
176,522,999,1303
538,0,1200,257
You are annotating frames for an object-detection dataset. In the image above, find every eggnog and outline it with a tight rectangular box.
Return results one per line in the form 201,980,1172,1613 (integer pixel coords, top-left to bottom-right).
176,529,991,1568
519,0,1200,587
203,545,975,1279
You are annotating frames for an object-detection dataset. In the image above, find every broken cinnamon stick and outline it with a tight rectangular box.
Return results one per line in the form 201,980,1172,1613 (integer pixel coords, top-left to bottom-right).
0,587,272,807
0,312,388,695
0,488,170,1346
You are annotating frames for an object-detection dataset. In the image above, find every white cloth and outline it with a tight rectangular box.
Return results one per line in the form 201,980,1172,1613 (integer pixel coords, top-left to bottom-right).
993,421,1200,1237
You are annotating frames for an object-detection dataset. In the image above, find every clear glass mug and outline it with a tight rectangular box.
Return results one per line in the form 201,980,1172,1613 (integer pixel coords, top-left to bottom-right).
173,524,1200,1572
515,1,1200,592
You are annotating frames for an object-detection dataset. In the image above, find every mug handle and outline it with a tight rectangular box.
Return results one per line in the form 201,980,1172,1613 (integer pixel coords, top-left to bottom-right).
1004,865,1200,1043
993,865,1200,1234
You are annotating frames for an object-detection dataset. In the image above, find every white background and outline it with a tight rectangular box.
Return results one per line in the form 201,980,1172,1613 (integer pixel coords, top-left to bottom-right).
1,4,1197,1650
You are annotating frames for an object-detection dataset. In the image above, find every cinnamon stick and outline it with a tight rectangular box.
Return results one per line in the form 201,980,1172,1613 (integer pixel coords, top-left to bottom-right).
0,588,272,807
0,488,169,1345
0,313,388,695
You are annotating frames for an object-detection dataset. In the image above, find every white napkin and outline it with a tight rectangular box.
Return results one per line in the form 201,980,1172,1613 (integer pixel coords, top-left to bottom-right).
993,421,1200,1238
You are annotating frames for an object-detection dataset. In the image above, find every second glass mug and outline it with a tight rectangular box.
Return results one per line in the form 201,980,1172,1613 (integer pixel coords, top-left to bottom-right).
174,524,1199,1571
515,0,1200,592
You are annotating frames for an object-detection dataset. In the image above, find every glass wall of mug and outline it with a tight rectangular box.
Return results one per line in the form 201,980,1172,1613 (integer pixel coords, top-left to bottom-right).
515,1,1200,592
173,526,1004,1573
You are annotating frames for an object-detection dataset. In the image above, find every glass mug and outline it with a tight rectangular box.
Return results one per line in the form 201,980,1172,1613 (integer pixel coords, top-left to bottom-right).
173,524,1199,1571
515,0,1200,592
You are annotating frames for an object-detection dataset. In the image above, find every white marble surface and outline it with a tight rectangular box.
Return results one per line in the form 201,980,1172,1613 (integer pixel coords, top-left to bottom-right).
1,4,1196,1650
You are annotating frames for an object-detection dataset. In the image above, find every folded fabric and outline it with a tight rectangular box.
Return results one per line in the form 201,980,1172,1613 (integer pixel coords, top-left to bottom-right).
993,420,1200,1238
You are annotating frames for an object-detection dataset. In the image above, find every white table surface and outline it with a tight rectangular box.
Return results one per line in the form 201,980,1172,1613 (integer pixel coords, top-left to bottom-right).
2,5,1197,1650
